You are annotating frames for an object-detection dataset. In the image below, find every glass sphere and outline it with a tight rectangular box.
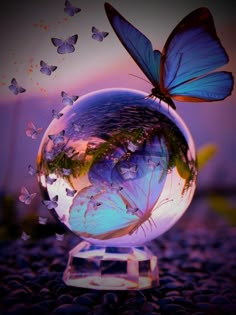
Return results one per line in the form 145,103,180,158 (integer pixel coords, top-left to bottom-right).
37,88,197,247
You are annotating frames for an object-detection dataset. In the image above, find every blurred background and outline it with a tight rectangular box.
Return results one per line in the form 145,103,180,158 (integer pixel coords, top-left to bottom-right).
0,0,235,239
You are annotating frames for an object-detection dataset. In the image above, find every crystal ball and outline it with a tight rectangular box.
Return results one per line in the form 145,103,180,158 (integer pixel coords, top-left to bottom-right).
37,88,197,247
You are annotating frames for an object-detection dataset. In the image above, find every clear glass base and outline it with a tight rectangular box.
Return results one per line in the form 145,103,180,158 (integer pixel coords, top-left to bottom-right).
63,241,159,290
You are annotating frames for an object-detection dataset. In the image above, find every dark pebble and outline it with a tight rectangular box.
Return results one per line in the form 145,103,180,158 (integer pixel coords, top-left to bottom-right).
180,262,202,271
183,281,195,290
23,272,37,280
26,304,47,315
172,296,194,308
10,288,30,299
175,310,188,315
195,302,211,311
8,280,24,289
55,284,69,295
210,295,230,304
0,284,9,297
165,290,180,297
6,303,27,315
221,303,236,315
73,294,95,306
52,303,90,314
50,258,65,272
57,294,74,304
92,304,114,315
103,292,119,304
125,296,147,306
161,281,183,290
160,276,176,285
40,287,50,295
3,275,24,282
141,301,160,312
158,298,173,307
161,303,184,314
38,299,56,310
194,294,211,302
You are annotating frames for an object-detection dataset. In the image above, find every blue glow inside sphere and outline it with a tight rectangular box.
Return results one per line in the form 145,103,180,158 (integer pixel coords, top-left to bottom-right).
37,88,197,247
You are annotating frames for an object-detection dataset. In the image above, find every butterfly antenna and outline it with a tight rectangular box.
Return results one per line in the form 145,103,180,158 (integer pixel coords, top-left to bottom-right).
129,73,151,85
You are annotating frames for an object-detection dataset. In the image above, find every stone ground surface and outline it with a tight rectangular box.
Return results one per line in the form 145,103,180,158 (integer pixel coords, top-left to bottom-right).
1,200,236,315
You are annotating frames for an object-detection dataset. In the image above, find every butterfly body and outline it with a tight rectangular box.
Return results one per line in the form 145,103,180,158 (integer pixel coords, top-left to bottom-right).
104,3,233,109
149,87,176,109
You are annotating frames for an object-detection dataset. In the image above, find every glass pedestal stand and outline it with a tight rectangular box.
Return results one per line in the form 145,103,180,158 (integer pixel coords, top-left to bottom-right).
63,241,159,290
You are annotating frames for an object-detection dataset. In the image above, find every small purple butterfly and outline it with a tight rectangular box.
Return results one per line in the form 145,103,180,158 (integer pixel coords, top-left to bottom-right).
118,163,138,180
21,231,31,241
61,91,79,106
66,188,77,197
38,216,48,225
64,0,81,16
46,176,57,185
62,168,72,176
40,60,57,76
45,150,55,161
127,141,139,152
42,195,58,209
28,164,38,176
52,109,63,120
48,130,65,145
72,122,83,132
91,26,109,42
8,78,26,95
51,34,78,54
19,186,36,205
26,121,43,139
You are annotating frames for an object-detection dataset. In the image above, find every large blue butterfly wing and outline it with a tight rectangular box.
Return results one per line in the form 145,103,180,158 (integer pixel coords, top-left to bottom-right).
69,185,138,239
170,71,234,102
161,7,233,100
104,2,161,87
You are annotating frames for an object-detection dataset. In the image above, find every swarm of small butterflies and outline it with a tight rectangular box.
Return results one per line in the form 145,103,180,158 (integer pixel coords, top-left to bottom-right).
15,1,233,241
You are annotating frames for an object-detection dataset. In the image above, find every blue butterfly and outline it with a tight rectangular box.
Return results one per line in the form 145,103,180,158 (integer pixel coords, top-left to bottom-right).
52,109,63,120
69,137,169,240
19,186,36,205
51,34,78,54
8,78,26,95
104,3,234,110
40,60,57,76
61,91,79,105
64,0,81,17
91,26,109,42
42,195,58,209
48,130,65,145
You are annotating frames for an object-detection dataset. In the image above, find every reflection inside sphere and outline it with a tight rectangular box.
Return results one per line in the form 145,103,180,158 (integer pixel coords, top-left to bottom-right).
37,88,197,247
